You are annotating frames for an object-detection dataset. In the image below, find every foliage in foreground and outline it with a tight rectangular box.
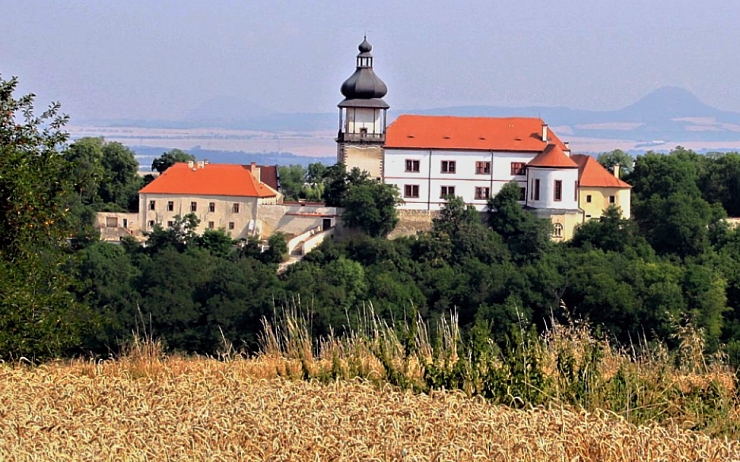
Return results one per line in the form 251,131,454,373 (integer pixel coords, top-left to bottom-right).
257,306,740,438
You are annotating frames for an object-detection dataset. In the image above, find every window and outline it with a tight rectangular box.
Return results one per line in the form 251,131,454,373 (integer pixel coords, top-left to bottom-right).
149,200,156,210
554,180,562,201
209,202,216,212
190,201,197,212
534,179,541,201
148,220,155,228
228,222,235,230
441,160,456,174
476,161,491,174
609,195,616,204
475,187,490,200
511,162,526,176
519,187,526,201
552,223,564,238
440,186,455,198
404,184,420,198
575,181,578,201
360,127,368,138
586,195,592,203
405,160,420,172
232,203,240,213
167,221,174,227
208,221,215,229
167,201,174,211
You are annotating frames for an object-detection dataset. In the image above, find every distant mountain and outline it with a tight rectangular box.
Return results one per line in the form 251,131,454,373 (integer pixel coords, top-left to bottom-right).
89,87,740,144
130,145,327,169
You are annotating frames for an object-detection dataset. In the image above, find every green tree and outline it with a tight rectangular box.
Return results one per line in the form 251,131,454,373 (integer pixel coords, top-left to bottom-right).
487,182,552,262
145,213,200,253
322,163,373,206
151,148,195,174
99,141,141,211
597,149,634,177
342,182,401,237
0,74,94,359
277,164,306,201
262,232,288,264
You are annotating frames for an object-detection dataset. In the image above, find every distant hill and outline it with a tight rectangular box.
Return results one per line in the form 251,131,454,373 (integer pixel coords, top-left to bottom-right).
91,87,740,143
130,146,328,170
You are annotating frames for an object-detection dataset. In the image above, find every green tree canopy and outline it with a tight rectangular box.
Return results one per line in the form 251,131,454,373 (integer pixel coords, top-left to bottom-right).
151,148,195,174
342,182,402,238
597,149,634,177
0,74,94,359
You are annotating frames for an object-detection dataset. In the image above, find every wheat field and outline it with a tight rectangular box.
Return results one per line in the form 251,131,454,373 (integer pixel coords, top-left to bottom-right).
0,357,738,461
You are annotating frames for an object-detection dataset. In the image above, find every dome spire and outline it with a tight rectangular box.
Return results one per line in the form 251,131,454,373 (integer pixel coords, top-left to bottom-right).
339,36,389,108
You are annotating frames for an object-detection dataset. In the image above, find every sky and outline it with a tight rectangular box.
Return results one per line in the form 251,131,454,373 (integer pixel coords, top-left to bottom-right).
3,0,740,122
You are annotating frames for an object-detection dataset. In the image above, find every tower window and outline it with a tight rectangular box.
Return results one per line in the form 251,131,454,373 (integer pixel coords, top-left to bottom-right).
404,184,420,198
441,160,456,174
440,186,455,198
510,162,526,175
405,160,420,172
534,179,541,201
586,195,592,203
554,180,562,201
360,127,368,138
552,223,564,238
476,161,491,174
519,187,526,201
475,187,490,200
609,195,616,204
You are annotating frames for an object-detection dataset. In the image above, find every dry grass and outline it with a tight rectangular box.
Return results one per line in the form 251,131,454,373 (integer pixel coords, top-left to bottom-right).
1,356,740,461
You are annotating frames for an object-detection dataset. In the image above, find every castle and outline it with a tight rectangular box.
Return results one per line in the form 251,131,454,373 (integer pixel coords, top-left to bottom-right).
336,37,631,240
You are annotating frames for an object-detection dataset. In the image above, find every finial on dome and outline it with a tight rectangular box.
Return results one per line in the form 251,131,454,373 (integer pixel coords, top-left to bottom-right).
358,36,372,53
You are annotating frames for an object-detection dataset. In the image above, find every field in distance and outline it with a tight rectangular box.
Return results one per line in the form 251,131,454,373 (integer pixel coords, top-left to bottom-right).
1,357,738,461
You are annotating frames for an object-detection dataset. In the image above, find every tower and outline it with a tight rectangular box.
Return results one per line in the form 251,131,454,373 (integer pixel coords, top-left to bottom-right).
336,37,389,180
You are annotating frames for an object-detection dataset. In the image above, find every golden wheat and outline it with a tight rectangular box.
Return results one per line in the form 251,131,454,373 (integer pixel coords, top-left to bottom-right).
0,357,738,461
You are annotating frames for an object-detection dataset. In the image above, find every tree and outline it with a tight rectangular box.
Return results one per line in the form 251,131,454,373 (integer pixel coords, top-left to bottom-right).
597,149,634,177
487,182,552,262
570,205,653,257
0,74,94,359
262,232,288,264
342,182,402,237
145,213,200,253
151,148,195,174
277,164,306,201
98,141,141,211
322,163,373,206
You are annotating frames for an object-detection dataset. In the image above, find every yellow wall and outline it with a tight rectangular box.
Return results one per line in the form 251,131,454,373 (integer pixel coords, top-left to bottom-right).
579,187,631,220
548,211,582,241
341,145,384,180
139,194,259,239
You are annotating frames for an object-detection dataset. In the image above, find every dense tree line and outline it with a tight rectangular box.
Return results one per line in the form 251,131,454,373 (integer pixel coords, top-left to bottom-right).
6,75,740,363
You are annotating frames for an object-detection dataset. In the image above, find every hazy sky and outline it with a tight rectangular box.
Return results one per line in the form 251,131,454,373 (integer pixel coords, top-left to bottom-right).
4,0,740,121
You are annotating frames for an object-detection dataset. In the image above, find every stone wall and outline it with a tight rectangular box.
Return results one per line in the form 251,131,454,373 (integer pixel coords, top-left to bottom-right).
257,203,338,238
387,209,438,239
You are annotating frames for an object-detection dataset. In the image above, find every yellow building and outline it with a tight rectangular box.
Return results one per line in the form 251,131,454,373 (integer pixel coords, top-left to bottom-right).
571,155,631,219
139,161,280,239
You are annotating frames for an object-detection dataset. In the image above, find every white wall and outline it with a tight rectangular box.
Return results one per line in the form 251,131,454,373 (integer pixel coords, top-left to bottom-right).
384,148,534,211
526,167,579,210
346,108,382,135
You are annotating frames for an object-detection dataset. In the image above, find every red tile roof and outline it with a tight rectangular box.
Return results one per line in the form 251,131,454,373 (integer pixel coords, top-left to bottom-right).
247,164,280,192
140,163,277,197
384,115,567,151
527,144,578,168
572,154,631,188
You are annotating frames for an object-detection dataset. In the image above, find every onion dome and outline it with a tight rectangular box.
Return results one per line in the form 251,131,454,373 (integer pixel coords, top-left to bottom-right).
339,37,389,108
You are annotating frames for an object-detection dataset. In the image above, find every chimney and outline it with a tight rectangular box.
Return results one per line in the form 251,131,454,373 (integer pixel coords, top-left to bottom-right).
564,141,571,157
204,159,210,165
613,164,621,179
197,160,205,169
250,161,261,182
187,160,194,169
542,124,548,142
